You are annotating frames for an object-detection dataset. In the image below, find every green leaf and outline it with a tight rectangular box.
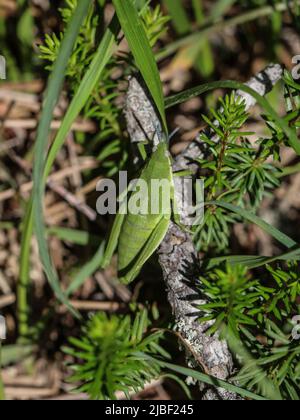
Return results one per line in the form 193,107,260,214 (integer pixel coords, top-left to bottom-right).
139,353,267,400
19,6,121,331
17,7,34,48
192,0,205,24
66,242,105,296
247,247,300,268
161,374,192,399
32,1,93,316
47,227,99,247
18,199,34,338
165,80,300,156
207,248,300,270
163,0,190,35
44,14,119,179
113,0,167,133
210,200,297,249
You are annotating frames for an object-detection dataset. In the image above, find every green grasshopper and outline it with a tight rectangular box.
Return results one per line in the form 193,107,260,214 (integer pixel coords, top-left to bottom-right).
102,140,178,285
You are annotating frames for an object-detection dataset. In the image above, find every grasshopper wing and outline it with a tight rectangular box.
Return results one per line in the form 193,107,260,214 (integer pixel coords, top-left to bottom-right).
118,143,173,283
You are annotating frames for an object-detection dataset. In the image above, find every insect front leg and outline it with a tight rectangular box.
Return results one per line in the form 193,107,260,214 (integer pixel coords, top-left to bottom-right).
102,211,126,268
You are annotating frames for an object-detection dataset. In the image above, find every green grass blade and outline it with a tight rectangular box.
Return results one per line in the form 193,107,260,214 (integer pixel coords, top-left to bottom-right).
113,0,167,133
210,201,297,249
278,162,300,178
165,80,300,155
135,0,148,10
207,248,300,269
47,227,99,247
163,0,190,35
206,255,271,269
194,41,215,78
19,4,118,329
246,247,300,268
32,1,92,316
44,14,119,179
18,199,34,338
192,0,205,24
138,353,267,400
161,373,192,399
66,242,105,296
190,0,214,77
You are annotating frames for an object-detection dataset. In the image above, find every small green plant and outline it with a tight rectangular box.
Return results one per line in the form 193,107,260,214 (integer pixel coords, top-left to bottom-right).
198,261,300,329
235,320,300,400
64,309,169,400
198,260,300,398
198,264,264,335
263,263,300,320
194,93,280,251
0,0,34,80
40,0,101,88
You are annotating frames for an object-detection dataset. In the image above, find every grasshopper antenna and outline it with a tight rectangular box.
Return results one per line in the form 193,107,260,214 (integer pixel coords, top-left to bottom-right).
169,127,180,142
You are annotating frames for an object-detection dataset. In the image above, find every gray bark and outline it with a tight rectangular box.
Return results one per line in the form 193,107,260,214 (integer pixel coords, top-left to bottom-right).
125,64,283,400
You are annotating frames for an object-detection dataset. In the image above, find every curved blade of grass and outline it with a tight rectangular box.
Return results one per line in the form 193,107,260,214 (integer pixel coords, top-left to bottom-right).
138,353,267,400
18,199,34,338
161,374,192,399
278,162,300,178
19,7,119,330
165,80,300,155
112,0,167,133
192,0,205,23
44,14,119,179
32,1,92,316
66,242,105,296
206,255,271,269
47,226,99,247
207,247,300,270
210,201,297,248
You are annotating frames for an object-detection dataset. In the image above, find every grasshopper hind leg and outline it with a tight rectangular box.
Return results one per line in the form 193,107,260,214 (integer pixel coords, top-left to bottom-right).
119,216,170,285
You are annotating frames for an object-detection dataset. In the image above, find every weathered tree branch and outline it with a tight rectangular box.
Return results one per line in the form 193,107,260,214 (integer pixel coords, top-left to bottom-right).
125,64,283,400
